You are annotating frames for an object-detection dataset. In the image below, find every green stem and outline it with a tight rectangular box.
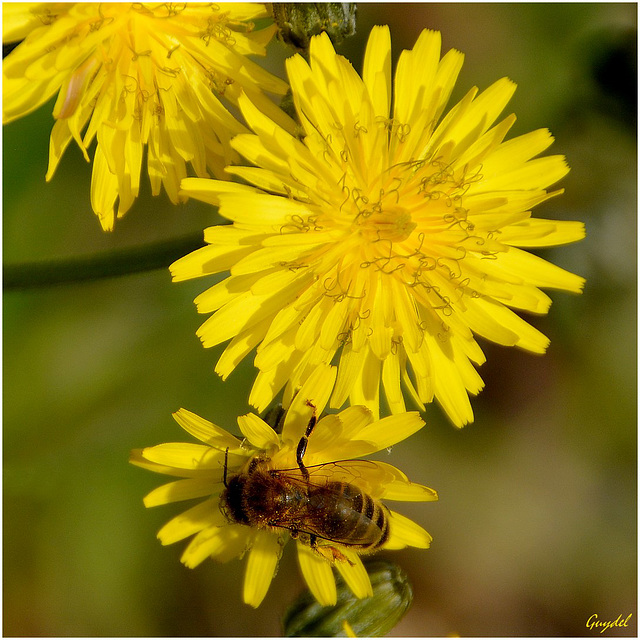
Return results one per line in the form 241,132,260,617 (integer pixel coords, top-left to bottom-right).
3,232,205,290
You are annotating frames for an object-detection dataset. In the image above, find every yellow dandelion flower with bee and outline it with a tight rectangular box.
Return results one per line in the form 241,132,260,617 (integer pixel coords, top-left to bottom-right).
130,365,437,608
3,2,292,230
171,25,586,427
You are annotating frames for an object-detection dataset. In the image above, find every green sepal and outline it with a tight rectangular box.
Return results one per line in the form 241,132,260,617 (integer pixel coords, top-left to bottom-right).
282,560,413,637
270,3,357,51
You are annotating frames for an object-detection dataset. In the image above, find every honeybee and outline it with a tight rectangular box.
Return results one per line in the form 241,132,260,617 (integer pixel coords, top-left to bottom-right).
220,403,390,559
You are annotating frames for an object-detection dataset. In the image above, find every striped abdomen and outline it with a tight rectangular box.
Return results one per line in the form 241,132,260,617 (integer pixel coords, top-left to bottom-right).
306,481,390,551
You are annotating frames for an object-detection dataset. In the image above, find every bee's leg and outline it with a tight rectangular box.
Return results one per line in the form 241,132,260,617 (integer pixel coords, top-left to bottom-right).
223,447,230,488
312,542,353,565
296,400,317,481
329,547,353,564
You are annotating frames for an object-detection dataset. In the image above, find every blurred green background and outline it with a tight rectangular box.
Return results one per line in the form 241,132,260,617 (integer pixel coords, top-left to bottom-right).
3,3,636,636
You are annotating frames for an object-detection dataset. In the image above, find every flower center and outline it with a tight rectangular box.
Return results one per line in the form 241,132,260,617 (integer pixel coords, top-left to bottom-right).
353,204,417,244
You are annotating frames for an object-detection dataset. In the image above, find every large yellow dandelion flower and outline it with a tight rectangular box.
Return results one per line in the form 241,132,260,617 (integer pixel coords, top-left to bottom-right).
3,2,292,230
130,366,436,608
171,26,586,426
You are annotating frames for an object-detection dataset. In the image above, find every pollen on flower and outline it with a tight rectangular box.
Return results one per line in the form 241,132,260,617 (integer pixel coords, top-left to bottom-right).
300,146,493,333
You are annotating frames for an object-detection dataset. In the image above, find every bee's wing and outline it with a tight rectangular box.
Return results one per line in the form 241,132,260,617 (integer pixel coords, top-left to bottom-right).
279,459,395,497
309,459,436,501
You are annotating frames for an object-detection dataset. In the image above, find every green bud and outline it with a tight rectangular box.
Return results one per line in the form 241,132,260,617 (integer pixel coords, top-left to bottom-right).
282,560,414,637
269,3,357,51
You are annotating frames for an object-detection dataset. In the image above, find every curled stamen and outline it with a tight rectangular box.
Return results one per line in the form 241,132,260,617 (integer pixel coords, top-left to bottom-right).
352,189,369,207
323,275,340,293
390,336,403,355
416,254,437,270
130,48,152,62
436,257,462,281
166,44,181,59
461,235,486,249
35,8,59,25
396,122,411,143
162,3,188,18
158,65,181,78
120,74,139,95
353,121,368,136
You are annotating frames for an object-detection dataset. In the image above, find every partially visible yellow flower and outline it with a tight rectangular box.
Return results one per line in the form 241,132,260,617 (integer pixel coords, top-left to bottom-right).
130,365,437,608
171,26,586,426
3,2,292,230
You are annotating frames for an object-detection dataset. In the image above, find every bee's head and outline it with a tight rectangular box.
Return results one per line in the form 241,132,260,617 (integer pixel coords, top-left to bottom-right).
220,474,251,525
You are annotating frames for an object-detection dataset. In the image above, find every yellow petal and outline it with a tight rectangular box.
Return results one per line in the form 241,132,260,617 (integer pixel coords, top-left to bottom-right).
335,406,376,440
334,550,373,599
169,244,252,283
390,278,422,353
3,4,57,42
157,498,223,545
172,408,241,449
319,298,351,351
424,336,475,427
207,526,253,563
463,297,550,353
296,541,337,606
483,127,556,168
237,413,280,450
382,480,439,502
232,245,316,275
194,273,262,314
249,359,298,413
130,448,211,479
382,350,406,414
332,345,367,408
196,272,308,349
385,510,433,550
140,443,224,471
500,219,586,247
243,530,282,607
143,477,218,507
493,245,586,294
482,154,570,191
363,25,391,119
349,412,425,452
216,317,271,380
180,525,245,569
295,299,331,353
254,331,297,373
347,348,381,419
282,364,337,445
394,29,442,127
219,192,314,226
90,144,117,231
